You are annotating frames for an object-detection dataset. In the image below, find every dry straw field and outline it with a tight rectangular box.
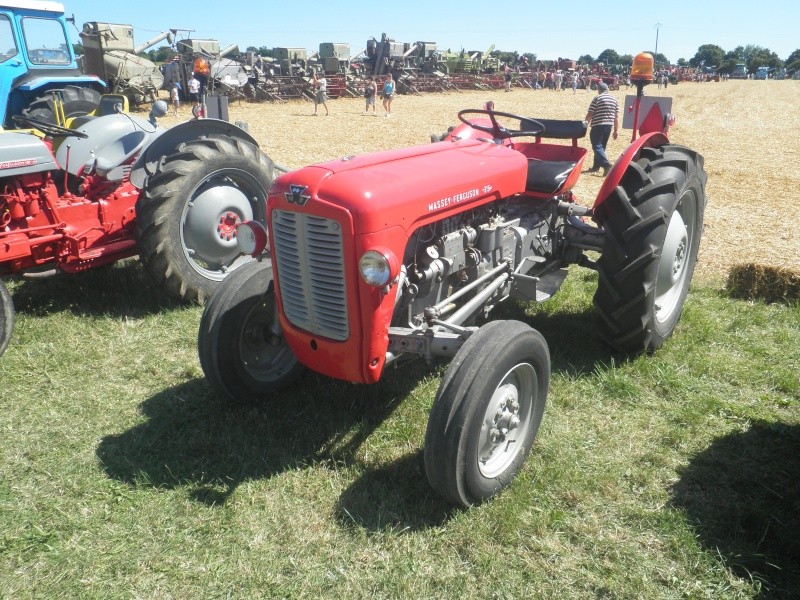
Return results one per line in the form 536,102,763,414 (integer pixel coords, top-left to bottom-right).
162,79,800,284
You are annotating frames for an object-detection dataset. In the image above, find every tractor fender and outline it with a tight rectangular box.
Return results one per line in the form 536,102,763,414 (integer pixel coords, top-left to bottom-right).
16,76,106,93
591,131,669,224
130,118,260,189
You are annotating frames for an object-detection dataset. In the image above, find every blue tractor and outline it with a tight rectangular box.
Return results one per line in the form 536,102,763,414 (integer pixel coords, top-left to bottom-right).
0,1,104,128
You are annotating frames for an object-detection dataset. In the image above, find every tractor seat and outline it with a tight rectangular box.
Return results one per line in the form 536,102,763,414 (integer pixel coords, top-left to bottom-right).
525,159,579,195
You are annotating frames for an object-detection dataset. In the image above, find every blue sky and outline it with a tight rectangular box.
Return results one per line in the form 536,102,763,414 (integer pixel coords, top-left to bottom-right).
61,0,798,63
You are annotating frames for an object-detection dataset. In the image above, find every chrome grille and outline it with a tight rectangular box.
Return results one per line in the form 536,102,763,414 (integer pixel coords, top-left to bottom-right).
272,210,349,341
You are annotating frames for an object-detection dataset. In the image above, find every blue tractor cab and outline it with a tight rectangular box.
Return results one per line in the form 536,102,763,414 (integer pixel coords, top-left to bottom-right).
0,1,105,128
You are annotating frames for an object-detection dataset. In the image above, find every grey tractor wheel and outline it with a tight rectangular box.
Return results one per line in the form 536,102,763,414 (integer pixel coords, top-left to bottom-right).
198,259,304,403
424,320,550,507
0,279,14,358
593,144,707,353
136,137,275,304
21,85,101,124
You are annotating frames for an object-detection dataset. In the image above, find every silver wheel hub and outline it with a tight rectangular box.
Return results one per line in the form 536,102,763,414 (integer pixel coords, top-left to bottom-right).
654,198,696,323
478,363,535,479
180,170,265,281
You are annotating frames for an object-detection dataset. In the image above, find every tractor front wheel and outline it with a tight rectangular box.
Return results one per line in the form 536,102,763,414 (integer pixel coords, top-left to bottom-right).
593,144,707,353
424,320,550,507
0,279,14,358
21,85,101,124
198,259,305,403
136,137,275,304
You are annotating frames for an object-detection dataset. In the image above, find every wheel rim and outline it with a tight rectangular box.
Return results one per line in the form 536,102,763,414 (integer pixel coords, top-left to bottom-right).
477,362,536,479
180,168,267,281
238,295,296,383
654,193,697,324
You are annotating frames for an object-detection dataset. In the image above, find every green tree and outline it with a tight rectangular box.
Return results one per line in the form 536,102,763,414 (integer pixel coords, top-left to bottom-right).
677,58,687,67
653,52,669,67
689,44,724,68
743,45,782,72
596,49,619,65
578,54,594,65
718,50,741,74
785,49,800,73
618,54,633,67
72,42,83,57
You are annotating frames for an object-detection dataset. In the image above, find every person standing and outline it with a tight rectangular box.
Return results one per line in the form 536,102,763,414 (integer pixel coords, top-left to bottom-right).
312,71,328,116
583,82,619,175
193,55,210,99
188,74,201,118
571,71,579,94
382,73,395,116
503,64,513,92
363,76,376,114
170,82,180,116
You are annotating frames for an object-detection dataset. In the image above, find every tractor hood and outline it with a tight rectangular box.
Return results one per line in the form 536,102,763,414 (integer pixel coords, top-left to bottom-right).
271,139,528,235
0,132,58,176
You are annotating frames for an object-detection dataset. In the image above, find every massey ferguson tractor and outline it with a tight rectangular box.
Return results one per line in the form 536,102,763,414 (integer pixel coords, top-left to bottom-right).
0,101,277,357
197,53,707,507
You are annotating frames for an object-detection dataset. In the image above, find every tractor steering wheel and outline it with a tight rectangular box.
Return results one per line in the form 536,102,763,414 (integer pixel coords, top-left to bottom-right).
457,109,545,140
12,114,89,139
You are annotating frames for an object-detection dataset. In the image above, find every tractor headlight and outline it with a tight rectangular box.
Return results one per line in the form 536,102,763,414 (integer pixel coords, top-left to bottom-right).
359,249,398,287
236,220,268,257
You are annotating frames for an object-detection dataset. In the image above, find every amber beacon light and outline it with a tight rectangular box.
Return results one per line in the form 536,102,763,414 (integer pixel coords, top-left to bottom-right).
630,52,654,83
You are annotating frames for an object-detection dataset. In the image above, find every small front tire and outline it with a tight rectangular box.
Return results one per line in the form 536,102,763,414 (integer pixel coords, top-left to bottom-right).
0,279,15,358
198,259,305,403
424,320,550,507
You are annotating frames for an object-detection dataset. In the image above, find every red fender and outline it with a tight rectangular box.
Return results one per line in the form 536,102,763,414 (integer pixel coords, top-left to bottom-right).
591,131,670,224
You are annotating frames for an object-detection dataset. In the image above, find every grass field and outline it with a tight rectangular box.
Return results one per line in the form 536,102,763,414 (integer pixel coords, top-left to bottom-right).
1,81,799,598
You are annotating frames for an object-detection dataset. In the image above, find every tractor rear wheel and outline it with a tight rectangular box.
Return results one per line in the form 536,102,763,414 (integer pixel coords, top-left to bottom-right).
21,85,101,124
424,320,550,507
136,137,275,304
198,259,304,403
0,279,14,358
593,144,707,353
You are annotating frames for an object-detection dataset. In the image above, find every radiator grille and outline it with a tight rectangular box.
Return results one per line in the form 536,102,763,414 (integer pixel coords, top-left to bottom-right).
271,210,349,341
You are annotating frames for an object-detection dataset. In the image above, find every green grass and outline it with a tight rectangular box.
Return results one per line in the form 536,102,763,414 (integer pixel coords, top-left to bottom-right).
1,263,799,598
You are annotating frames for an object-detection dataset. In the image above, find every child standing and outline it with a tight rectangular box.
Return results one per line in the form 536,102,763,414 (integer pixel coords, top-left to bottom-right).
363,76,376,114
382,73,395,117
170,82,180,116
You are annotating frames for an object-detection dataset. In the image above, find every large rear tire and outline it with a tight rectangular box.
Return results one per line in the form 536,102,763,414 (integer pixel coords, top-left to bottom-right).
424,320,550,507
198,259,304,403
593,144,707,353
21,85,101,124
136,137,275,304
0,279,14,358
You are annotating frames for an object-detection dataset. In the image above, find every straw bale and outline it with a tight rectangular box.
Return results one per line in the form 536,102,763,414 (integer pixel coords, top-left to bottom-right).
159,80,800,284
727,263,800,303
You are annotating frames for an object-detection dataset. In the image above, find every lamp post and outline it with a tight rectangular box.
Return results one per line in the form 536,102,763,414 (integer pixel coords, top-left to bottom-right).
654,23,662,63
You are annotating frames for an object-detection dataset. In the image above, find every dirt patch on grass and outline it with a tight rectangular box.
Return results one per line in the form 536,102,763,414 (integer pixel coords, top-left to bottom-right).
161,80,800,283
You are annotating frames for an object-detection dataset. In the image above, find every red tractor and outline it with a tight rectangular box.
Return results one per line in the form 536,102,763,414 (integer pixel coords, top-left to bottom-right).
198,61,707,506
0,102,276,357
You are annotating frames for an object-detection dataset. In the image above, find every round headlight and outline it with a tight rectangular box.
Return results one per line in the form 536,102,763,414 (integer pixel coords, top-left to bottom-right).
359,249,395,287
236,220,268,257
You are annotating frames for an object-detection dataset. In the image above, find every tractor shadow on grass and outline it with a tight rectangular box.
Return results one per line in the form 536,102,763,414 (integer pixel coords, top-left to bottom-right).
9,259,178,320
97,287,623,532
670,421,800,599
96,362,457,527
